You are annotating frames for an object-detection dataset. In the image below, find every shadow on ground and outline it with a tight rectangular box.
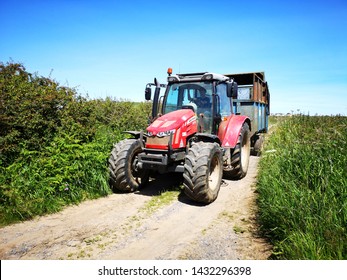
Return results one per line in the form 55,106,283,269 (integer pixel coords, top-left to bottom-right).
134,173,206,207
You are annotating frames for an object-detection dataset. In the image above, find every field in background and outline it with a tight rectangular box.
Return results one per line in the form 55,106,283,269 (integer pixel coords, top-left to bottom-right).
257,115,347,259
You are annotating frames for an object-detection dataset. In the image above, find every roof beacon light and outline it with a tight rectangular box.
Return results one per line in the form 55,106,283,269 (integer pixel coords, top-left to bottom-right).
167,67,173,76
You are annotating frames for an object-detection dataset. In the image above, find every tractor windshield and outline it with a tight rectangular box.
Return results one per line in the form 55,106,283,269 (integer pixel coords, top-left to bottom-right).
163,82,213,116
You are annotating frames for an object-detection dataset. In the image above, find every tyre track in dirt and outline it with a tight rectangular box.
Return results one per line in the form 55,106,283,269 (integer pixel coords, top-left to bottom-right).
0,156,271,260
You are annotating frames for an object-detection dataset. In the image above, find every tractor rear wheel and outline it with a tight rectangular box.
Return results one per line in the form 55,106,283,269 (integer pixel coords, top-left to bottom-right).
223,122,251,179
183,142,223,204
109,139,149,192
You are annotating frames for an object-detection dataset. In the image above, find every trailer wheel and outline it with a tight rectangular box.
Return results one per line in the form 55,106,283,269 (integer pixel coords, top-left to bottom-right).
224,122,251,179
109,139,149,192
183,142,223,204
251,134,264,156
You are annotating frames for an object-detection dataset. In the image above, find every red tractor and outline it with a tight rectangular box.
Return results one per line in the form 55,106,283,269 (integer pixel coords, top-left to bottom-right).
109,69,270,203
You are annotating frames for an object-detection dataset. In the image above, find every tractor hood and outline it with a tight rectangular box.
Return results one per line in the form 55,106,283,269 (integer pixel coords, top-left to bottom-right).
147,109,196,136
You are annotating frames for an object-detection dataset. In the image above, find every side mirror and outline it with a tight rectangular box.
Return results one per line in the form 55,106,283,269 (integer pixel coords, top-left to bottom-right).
145,86,152,100
227,81,238,98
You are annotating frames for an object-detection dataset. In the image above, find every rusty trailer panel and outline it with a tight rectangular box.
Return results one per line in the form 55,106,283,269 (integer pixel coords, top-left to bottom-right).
224,72,270,135
224,72,270,104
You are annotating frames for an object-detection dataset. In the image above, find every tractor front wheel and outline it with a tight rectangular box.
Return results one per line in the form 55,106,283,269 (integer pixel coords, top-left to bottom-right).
183,142,223,204
109,139,149,192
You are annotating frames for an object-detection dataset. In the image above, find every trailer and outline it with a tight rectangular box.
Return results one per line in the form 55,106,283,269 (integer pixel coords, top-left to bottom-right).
225,72,270,155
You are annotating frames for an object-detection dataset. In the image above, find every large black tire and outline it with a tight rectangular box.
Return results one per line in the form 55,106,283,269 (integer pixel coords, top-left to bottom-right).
109,139,149,192
251,133,264,156
223,122,251,179
183,142,223,204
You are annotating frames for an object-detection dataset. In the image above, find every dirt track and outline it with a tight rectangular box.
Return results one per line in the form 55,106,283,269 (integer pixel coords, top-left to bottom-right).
0,156,271,260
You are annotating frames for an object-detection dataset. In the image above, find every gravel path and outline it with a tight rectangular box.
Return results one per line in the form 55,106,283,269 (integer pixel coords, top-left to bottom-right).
0,156,271,260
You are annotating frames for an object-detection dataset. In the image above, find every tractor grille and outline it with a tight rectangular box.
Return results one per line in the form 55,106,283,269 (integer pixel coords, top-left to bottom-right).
146,136,170,147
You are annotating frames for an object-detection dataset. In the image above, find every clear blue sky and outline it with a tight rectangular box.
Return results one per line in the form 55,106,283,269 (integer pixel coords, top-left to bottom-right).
1,0,346,115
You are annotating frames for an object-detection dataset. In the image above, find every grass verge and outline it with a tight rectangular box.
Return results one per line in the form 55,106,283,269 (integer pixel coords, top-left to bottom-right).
257,115,347,259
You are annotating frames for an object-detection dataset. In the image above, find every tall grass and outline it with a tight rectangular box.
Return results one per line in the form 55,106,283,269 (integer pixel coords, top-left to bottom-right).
0,127,116,225
0,107,151,226
257,115,347,259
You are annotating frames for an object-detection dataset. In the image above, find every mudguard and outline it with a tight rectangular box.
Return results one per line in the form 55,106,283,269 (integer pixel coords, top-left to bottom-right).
218,115,251,148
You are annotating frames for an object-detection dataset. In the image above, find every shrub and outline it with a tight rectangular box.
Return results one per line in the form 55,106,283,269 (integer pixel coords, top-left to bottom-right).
0,61,152,226
0,62,77,165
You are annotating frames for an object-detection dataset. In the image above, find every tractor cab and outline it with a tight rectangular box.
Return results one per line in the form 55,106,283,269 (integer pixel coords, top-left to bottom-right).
145,69,238,135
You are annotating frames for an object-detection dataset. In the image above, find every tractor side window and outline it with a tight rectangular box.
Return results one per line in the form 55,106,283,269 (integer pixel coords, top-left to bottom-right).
216,83,231,117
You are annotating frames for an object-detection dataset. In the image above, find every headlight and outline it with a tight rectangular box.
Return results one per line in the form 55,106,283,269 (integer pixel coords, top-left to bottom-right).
202,73,213,80
167,75,180,83
157,129,175,138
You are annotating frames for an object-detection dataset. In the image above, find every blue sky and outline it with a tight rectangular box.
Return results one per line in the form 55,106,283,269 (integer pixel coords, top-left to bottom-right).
1,0,346,115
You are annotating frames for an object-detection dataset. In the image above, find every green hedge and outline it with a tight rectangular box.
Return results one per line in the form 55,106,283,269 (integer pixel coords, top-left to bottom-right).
0,62,151,226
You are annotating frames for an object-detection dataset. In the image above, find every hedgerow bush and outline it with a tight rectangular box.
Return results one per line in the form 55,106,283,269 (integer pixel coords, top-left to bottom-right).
0,62,151,226
0,62,77,165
